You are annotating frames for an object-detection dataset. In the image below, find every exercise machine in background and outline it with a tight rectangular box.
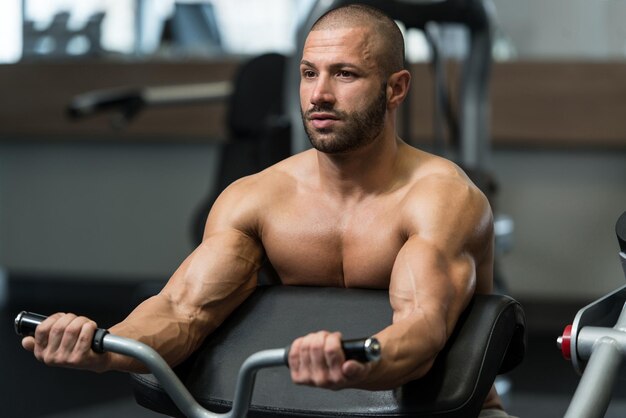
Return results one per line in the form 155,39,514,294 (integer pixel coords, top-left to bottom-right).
557,211,626,418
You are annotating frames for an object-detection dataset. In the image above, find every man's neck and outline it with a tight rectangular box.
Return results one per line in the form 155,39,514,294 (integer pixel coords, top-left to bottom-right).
315,132,404,202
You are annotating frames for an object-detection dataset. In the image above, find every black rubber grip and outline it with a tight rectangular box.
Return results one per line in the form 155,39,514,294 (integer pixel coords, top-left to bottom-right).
284,337,381,365
14,311,109,354
342,338,382,363
14,311,47,337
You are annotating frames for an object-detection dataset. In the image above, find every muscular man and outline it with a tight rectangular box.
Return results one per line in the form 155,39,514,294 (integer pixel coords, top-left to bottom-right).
22,4,508,416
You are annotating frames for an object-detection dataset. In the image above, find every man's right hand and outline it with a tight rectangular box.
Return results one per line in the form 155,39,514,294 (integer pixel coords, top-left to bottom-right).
21,312,111,373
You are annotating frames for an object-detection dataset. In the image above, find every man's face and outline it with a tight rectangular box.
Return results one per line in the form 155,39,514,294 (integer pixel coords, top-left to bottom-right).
299,27,388,154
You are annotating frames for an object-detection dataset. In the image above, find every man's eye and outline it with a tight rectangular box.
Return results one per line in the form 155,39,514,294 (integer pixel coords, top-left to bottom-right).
338,70,354,78
302,70,316,78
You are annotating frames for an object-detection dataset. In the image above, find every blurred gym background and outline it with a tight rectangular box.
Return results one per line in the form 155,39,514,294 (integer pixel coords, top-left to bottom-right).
1,0,626,417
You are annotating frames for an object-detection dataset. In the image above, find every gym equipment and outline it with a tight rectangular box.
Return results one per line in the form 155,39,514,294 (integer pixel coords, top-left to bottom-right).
68,79,232,128
16,310,378,418
557,211,626,418
67,52,290,248
16,286,525,418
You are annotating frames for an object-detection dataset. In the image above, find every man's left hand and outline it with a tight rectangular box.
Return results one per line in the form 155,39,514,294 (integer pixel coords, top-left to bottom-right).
288,331,371,389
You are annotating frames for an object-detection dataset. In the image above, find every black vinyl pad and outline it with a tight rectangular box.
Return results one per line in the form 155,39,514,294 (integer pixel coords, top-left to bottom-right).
132,286,525,418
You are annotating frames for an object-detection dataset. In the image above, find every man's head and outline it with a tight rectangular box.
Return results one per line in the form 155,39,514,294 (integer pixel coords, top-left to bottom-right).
299,4,409,154
310,4,405,79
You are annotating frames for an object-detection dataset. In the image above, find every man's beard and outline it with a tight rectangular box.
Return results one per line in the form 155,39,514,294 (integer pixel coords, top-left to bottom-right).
301,84,387,154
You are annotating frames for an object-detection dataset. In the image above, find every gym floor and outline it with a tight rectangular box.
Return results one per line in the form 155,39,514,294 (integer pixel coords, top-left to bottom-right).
3,279,626,418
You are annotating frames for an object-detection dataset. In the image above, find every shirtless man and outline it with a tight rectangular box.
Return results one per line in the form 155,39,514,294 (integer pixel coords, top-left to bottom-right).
22,4,507,416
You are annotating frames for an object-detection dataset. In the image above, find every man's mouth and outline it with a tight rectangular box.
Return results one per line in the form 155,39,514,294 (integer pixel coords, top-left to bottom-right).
308,112,339,130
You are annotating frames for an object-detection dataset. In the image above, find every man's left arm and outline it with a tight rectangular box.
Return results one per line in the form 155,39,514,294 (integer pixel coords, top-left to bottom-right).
288,175,494,390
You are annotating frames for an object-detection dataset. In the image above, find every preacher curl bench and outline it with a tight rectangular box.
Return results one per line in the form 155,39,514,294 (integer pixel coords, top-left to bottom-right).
128,285,525,418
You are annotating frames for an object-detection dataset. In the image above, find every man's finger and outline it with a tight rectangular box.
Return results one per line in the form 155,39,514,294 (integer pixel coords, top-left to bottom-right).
59,316,92,354
324,332,343,370
299,334,313,371
288,337,303,373
45,313,77,354
22,336,35,352
310,331,330,371
342,359,367,379
34,312,65,350
73,319,98,354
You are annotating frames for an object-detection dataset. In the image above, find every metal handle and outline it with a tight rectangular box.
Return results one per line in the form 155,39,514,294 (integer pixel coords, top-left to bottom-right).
16,311,382,418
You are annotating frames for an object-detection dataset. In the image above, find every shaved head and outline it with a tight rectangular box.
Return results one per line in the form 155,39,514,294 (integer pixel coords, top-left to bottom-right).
310,4,405,78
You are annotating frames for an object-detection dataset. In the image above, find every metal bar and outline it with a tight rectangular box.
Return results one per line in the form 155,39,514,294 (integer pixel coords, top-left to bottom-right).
574,302,626,359
143,82,232,106
459,24,492,171
564,337,623,418
104,336,287,418
229,349,287,418
103,335,217,418
576,326,626,358
568,284,626,374
566,302,626,417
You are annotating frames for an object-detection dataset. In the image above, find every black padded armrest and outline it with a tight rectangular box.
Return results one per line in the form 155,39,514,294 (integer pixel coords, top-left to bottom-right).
131,286,525,418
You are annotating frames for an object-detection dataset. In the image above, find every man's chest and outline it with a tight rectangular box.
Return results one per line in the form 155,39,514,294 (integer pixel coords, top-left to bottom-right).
260,201,407,288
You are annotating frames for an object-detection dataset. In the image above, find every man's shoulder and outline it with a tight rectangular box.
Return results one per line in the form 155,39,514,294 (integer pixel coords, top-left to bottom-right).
401,150,491,230
207,151,315,236
405,149,475,194
222,150,315,200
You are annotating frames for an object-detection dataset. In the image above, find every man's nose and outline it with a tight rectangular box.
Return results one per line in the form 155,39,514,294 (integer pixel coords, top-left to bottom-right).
310,75,335,107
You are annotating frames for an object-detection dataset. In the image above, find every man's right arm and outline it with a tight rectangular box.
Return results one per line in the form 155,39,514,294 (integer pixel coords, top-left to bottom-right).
22,177,265,373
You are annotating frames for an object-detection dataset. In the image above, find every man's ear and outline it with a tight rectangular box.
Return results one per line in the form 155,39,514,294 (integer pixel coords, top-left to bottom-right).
386,69,411,110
